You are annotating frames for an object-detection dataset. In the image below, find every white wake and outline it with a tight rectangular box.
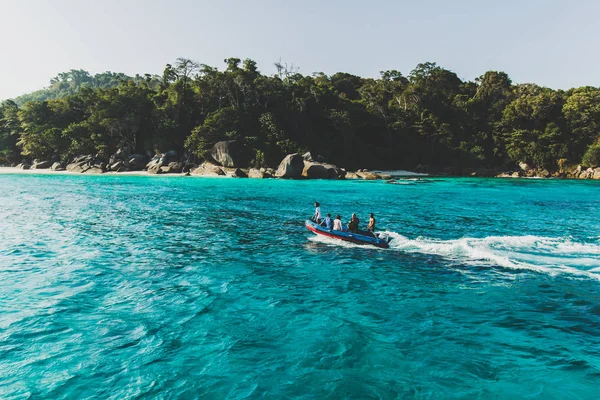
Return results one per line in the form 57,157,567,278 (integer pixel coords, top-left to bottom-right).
310,232,600,280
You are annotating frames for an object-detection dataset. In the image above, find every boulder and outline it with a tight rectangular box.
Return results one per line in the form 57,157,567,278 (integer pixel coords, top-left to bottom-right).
211,140,251,168
222,167,247,178
302,152,314,162
109,147,131,165
511,172,520,178
66,161,89,173
31,160,52,169
191,162,225,177
51,162,65,171
182,163,198,173
356,171,380,180
379,173,393,180
147,164,163,174
275,153,304,178
248,168,267,178
84,166,104,174
72,155,92,164
128,154,147,170
519,162,531,172
538,169,550,178
345,172,360,179
16,163,31,170
302,162,339,179
110,161,128,172
66,155,105,173
161,162,183,174
593,168,600,180
146,151,178,170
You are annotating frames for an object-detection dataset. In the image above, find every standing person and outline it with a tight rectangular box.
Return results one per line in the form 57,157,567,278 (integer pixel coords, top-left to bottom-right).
322,213,333,229
347,213,360,233
333,215,343,231
367,213,376,233
313,202,321,223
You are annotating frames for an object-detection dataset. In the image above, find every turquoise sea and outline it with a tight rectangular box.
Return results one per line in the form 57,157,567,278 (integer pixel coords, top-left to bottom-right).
1,174,600,399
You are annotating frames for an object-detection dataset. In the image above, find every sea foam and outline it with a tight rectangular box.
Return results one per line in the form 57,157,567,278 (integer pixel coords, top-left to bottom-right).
311,232,600,280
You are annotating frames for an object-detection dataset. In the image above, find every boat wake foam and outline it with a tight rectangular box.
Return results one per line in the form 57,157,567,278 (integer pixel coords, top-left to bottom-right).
383,232,600,280
310,232,600,280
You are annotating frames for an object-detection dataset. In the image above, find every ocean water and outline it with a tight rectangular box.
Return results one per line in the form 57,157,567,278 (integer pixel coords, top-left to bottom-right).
1,174,599,399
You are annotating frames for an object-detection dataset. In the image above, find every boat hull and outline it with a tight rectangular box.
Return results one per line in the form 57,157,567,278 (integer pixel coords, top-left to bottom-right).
305,220,390,249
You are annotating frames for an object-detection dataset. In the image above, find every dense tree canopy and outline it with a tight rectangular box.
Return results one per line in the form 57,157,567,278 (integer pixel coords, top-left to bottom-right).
3,58,600,170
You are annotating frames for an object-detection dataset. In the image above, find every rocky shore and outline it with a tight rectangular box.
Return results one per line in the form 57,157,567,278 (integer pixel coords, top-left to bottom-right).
7,140,394,181
7,141,600,181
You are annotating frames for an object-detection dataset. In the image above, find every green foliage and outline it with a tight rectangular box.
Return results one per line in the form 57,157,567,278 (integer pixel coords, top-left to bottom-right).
582,143,600,167
4,59,600,171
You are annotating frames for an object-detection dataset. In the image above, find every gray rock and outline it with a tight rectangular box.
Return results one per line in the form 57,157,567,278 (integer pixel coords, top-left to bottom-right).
110,161,128,172
302,152,314,162
146,151,178,170
84,166,104,174
31,160,52,169
128,154,147,170
302,162,340,179
248,168,266,178
51,162,65,171
191,162,225,176
66,162,89,173
275,153,304,178
356,171,380,180
222,167,247,178
593,168,600,180
147,163,163,174
519,162,531,171
211,140,251,168
161,162,183,174
16,163,31,170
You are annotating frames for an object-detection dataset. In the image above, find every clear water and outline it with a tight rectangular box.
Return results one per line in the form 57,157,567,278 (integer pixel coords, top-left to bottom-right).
1,174,599,399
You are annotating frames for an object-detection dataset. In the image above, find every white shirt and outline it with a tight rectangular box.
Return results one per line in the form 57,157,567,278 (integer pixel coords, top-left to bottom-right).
333,219,343,231
315,206,321,220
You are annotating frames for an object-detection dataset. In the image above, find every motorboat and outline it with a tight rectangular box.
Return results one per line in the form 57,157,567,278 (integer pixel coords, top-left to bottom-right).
305,219,391,249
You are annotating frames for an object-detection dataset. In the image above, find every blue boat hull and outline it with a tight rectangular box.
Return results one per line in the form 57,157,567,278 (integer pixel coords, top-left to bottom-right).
305,220,390,249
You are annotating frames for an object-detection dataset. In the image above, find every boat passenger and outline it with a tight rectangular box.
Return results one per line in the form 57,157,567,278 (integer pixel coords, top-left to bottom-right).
367,213,376,232
333,215,343,231
347,214,360,233
322,213,333,229
313,202,321,223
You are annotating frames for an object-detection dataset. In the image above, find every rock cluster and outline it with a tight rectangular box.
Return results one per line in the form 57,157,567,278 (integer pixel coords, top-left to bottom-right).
66,155,105,174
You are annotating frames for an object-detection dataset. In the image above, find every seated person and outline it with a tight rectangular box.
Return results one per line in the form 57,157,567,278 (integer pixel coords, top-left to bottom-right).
322,213,333,229
333,215,343,231
347,213,359,233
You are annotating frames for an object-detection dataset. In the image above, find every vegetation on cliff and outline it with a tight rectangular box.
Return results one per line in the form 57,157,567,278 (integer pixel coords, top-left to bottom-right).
2,58,600,171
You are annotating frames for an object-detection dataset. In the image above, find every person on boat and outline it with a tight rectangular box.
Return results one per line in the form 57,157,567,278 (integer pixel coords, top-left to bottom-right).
333,215,343,231
347,214,359,233
322,213,333,229
313,202,321,223
367,213,376,233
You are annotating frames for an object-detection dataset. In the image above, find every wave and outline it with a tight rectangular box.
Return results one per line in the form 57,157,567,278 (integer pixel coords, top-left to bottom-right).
310,232,600,280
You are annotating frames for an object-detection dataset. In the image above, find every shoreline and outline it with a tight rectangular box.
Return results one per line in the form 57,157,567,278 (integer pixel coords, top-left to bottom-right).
1,166,599,181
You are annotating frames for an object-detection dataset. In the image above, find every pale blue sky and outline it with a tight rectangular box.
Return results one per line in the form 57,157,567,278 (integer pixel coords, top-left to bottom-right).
1,0,598,99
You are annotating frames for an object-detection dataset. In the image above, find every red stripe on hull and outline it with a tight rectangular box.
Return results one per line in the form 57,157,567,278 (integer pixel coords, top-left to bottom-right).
306,224,388,249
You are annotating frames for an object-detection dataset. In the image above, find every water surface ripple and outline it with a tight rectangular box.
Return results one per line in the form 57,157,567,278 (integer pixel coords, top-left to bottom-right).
1,175,599,399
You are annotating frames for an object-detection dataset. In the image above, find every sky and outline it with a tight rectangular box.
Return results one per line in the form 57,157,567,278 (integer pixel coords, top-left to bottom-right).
1,0,599,99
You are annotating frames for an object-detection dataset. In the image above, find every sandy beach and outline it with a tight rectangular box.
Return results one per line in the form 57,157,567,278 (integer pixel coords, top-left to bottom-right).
0,167,187,177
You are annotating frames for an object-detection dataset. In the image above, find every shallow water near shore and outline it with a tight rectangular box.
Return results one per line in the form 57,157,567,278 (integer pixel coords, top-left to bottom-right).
1,174,599,399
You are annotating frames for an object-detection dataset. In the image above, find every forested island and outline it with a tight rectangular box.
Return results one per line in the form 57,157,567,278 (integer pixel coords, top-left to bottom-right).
2,57,600,179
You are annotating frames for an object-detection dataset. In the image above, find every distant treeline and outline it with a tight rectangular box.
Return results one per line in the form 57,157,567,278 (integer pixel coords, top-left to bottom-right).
2,58,600,170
